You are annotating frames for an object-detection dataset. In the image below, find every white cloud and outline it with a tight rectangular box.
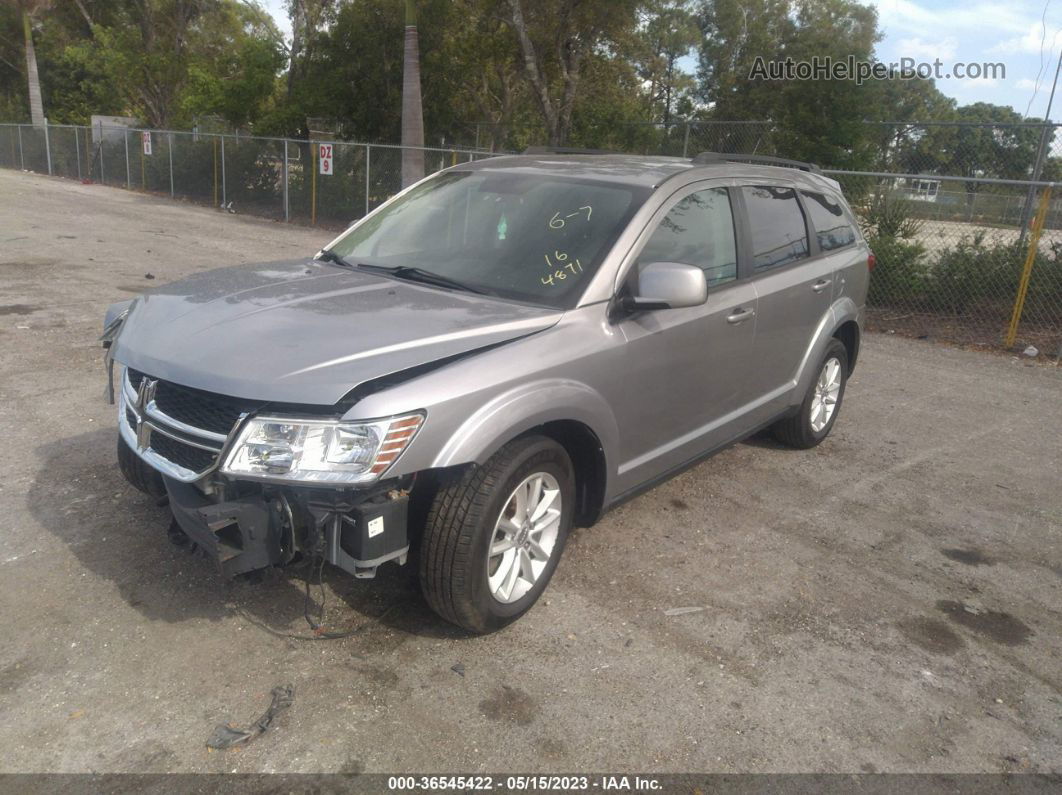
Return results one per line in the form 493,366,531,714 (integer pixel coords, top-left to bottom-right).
949,76,1003,93
991,22,1062,55
895,36,958,61
1016,77,1040,90
869,0,1030,35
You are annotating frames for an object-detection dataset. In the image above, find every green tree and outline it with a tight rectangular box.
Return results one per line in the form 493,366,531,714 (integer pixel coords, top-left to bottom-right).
504,0,639,146
901,103,1044,213
697,0,793,121
634,0,699,125
696,0,881,168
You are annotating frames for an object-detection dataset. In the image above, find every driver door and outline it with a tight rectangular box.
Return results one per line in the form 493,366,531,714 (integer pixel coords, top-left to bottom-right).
611,183,758,494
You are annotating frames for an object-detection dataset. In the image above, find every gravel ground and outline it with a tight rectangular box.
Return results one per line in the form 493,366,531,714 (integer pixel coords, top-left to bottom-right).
1,169,1060,775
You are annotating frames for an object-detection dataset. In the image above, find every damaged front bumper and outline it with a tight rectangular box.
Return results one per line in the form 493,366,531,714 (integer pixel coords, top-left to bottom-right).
165,476,413,579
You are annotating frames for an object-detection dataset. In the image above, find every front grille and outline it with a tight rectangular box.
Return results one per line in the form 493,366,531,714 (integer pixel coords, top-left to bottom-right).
149,432,218,473
153,380,260,435
122,367,247,481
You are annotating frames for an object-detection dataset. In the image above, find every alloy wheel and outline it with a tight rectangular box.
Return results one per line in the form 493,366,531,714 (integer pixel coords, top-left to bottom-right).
486,472,562,604
810,357,842,433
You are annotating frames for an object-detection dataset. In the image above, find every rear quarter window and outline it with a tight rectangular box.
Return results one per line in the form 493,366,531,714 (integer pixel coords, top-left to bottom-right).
800,190,857,251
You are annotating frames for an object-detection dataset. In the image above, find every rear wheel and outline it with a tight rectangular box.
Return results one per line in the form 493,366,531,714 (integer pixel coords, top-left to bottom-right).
772,339,848,449
419,435,574,634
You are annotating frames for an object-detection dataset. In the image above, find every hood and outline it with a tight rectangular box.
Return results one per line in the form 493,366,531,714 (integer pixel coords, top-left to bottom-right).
111,259,561,405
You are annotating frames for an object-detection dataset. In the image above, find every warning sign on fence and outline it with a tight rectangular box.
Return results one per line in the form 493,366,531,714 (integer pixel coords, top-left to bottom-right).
319,143,332,175
141,131,152,156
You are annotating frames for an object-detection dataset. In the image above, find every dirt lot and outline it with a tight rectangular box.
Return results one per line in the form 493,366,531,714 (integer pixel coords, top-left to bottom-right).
1,168,1060,775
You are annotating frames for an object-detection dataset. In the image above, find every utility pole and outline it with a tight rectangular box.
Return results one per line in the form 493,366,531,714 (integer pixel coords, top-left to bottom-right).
1019,46,1062,243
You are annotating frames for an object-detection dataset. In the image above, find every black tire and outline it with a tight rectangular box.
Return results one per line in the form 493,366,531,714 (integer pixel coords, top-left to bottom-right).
772,339,849,449
117,435,167,500
419,435,575,634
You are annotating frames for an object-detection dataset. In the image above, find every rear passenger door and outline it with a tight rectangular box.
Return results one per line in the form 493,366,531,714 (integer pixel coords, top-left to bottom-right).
738,184,834,402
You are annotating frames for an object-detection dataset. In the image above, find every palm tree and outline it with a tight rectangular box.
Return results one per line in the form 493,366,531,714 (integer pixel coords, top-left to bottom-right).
18,0,47,126
400,0,424,187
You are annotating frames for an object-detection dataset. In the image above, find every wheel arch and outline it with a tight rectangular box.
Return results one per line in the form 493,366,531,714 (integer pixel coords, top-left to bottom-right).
832,319,860,375
428,380,618,527
521,420,608,527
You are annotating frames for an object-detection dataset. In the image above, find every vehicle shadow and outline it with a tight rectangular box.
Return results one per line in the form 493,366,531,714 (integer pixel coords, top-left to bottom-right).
740,428,791,451
28,429,466,640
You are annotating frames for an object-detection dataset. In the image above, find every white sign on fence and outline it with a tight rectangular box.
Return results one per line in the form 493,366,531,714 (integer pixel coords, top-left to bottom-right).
319,143,333,175
141,131,152,156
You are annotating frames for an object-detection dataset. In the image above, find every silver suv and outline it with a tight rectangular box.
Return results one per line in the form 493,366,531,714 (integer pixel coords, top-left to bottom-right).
103,151,870,633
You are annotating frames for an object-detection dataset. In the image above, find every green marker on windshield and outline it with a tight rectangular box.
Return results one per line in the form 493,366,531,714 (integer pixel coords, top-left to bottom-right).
497,215,508,240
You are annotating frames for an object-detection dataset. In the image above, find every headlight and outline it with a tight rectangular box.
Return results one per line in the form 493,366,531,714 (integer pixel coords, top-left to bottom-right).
221,413,423,484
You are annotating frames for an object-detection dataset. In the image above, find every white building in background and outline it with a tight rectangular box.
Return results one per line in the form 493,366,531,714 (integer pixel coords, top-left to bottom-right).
89,115,140,144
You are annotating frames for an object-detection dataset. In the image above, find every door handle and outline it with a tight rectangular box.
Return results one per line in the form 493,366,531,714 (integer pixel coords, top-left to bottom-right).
726,307,755,324
812,279,832,293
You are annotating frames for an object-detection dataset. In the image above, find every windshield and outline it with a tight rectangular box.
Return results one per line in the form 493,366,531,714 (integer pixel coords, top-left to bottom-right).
328,170,646,308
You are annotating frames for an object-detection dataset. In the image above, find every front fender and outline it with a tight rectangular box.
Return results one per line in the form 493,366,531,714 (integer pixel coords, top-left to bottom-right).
792,297,862,401
430,379,619,475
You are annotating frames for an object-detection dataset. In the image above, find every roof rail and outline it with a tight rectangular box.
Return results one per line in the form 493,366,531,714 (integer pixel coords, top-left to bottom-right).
522,146,618,155
692,152,821,173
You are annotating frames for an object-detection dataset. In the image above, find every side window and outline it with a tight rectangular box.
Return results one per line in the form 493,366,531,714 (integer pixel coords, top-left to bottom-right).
800,190,857,251
741,186,809,271
638,187,738,286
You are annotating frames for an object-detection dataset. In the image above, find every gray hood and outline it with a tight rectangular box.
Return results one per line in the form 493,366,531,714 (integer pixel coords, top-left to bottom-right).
111,259,561,405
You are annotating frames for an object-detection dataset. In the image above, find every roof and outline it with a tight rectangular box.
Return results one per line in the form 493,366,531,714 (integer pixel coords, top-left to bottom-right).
459,154,695,188
457,153,841,194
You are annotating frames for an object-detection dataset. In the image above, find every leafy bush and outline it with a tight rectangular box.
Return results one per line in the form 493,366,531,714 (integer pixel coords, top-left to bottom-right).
858,190,929,308
859,191,924,239
866,234,927,307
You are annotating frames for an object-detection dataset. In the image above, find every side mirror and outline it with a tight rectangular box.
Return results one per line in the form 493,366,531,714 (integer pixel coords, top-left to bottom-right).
622,261,708,312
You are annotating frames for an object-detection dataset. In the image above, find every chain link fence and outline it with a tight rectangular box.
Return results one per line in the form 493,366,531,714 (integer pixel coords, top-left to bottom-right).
0,122,494,231
2,119,1060,356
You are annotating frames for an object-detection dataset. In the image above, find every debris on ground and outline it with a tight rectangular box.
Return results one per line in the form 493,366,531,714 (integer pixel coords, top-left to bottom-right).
663,607,705,616
206,684,295,750
144,272,155,280
1023,345,1039,357
451,663,465,677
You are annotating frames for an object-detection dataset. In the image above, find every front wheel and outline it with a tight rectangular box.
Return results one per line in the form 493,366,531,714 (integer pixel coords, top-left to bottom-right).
419,435,574,634
772,339,849,449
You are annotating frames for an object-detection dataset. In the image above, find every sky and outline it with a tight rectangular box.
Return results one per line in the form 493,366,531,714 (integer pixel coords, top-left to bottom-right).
256,0,1062,122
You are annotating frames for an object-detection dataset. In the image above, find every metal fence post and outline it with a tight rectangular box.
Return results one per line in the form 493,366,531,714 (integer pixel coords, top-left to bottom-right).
220,135,227,207
682,122,691,159
212,136,218,206
43,120,52,175
1005,185,1052,347
124,129,131,188
17,125,23,169
98,121,105,184
168,133,174,197
365,144,370,217
283,139,290,222
311,140,317,225
74,125,81,180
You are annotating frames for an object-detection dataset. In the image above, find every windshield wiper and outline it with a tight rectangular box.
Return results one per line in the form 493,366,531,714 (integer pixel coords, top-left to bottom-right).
356,263,488,295
315,248,351,267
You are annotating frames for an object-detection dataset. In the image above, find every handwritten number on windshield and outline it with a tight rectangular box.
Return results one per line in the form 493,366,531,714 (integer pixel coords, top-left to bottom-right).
542,250,583,286
548,206,592,229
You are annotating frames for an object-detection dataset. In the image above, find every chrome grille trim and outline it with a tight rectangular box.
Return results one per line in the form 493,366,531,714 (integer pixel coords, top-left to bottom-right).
118,366,238,483
144,401,229,445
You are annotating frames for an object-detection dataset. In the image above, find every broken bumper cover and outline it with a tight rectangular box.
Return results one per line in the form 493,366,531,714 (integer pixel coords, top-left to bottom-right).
165,478,411,579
